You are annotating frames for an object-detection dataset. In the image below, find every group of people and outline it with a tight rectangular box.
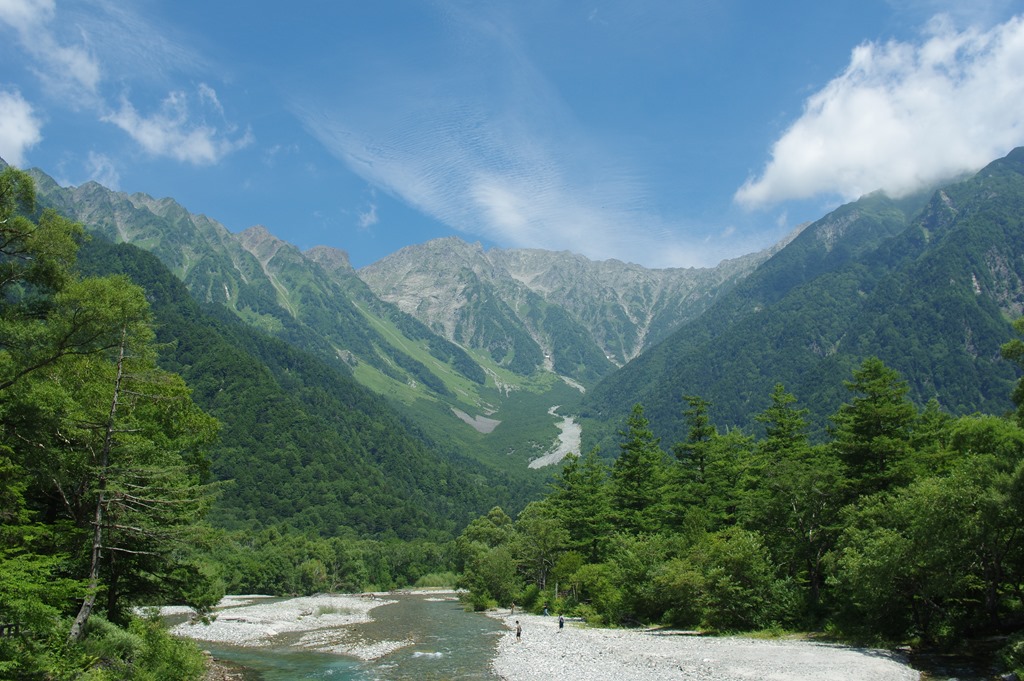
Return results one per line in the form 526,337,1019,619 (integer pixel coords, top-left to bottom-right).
509,602,564,643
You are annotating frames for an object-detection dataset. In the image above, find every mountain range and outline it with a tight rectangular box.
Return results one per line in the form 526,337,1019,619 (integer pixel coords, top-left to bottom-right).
28,168,782,472
14,146,1024,534
584,149,1024,448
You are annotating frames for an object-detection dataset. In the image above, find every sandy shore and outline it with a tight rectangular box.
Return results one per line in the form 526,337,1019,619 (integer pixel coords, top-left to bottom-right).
488,613,920,681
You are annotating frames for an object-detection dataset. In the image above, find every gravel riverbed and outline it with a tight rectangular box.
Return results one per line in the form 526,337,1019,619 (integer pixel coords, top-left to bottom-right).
167,594,924,680
169,593,409,660
488,613,921,681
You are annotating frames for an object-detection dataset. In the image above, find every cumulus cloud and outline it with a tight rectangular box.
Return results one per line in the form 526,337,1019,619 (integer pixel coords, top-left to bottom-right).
735,14,1024,207
0,90,43,167
2,1,248,166
103,87,252,165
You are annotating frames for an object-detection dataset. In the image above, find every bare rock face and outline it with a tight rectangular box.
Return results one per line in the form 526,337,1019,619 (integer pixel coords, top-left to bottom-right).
305,245,354,274
358,236,783,368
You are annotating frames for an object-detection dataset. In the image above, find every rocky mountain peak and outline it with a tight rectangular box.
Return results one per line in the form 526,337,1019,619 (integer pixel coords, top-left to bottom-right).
305,245,353,274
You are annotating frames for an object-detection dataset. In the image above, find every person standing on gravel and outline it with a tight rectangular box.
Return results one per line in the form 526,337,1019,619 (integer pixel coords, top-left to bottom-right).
515,621,522,642
558,614,564,631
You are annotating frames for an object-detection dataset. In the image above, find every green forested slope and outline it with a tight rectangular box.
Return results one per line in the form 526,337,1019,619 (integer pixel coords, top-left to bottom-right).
585,149,1024,446
75,238,532,540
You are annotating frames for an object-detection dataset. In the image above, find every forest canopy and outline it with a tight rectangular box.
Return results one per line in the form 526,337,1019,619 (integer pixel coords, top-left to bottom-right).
457,343,1024,666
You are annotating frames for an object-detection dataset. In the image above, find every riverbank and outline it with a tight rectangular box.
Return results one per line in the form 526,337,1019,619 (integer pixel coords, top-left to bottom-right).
488,612,920,681
171,590,504,679
170,593,409,660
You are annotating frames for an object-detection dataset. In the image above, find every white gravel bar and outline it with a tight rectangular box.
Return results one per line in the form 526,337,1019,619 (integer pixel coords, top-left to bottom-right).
170,593,396,652
488,613,920,681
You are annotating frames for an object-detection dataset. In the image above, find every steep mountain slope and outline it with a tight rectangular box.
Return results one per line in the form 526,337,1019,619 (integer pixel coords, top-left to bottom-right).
74,237,529,538
359,236,786,377
585,149,1024,446
28,166,780,470
30,172,531,458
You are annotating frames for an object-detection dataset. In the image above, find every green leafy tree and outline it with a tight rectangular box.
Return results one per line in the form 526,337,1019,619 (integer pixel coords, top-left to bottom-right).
830,415,1024,643
755,384,810,465
688,528,791,631
673,395,717,488
670,396,751,530
741,386,845,613
0,171,217,675
512,500,568,591
605,533,672,624
455,507,521,609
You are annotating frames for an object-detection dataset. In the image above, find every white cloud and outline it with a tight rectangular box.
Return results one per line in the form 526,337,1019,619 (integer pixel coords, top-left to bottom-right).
357,202,379,229
0,0,101,103
735,14,1024,207
2,1,248,166
0,90,42,167
0,0,53,33
85,150,119,189
103,88,253,165
293,3,707,267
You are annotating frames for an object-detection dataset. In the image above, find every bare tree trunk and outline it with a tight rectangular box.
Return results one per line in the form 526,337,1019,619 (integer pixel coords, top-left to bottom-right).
68,326,127,643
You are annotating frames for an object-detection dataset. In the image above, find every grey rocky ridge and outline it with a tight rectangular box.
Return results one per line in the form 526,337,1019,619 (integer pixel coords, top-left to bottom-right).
358,235,794,372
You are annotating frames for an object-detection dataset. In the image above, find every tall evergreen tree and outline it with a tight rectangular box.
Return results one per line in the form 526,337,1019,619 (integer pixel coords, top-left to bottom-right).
550,447,612,560
670,395,718,512
611,404,666,534
829,357,917,496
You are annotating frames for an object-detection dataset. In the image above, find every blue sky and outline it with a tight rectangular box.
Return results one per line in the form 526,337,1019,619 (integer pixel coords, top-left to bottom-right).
2,1,1024,269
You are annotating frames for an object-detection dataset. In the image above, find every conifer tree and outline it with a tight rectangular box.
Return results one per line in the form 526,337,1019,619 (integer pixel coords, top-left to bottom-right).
550,447,612,560
830,357,917,496
611,404,666,534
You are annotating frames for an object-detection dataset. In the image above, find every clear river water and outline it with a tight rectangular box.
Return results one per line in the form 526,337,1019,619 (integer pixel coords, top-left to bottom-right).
190,592,1004,680
200,593,505,680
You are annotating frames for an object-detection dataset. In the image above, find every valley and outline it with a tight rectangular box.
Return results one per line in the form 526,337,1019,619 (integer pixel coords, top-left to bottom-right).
5,147,1024,679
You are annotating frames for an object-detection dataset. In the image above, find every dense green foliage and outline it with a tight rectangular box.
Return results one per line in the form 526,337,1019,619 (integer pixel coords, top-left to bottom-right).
585,150,1024,449
459,356,1024,665
0,171,477,678
74,237,533,540
0,167,218,678
9,146,1024,678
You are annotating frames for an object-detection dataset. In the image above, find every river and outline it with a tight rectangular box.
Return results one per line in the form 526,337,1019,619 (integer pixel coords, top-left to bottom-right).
184,593,1006,680
198,593,505,680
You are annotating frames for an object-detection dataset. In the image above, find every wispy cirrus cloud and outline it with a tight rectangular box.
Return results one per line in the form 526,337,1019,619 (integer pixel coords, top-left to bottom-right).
0,0,249,168
736,14,1024,207
357,202,379,230
293,3,707,267
0,0,100,104
0,89,43,167
103,89,253,166
85,150,120,189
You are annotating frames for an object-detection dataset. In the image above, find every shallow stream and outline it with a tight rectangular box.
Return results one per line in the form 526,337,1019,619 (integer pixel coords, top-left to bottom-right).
201,594,505,680
192,593,1008,680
